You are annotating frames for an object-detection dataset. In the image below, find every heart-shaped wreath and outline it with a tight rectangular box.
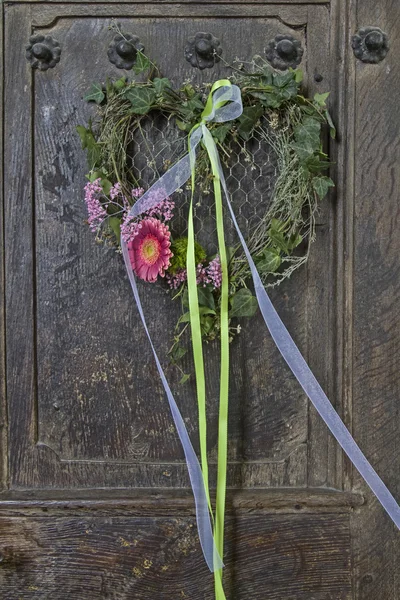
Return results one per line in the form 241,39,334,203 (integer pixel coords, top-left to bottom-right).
77,32,335,373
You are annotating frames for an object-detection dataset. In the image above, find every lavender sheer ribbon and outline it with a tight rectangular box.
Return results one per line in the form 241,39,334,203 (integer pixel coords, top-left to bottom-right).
120,85,242,572
122,82,399,575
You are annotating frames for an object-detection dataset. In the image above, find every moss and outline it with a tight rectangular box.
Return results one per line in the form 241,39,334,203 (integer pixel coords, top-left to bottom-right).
169,237,207,273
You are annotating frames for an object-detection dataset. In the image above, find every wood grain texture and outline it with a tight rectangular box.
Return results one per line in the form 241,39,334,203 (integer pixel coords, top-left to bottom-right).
0,0,8,491
31,4,309,28
2,8,330,491
3,5,37,487
0,488,365,516
0,513,351,599
351,1,400,598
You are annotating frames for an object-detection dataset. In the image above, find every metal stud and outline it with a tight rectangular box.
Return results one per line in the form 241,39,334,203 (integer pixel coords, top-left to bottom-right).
352,27,389,63
26,34,61,71
265,34,303,71
185,32,222,70
108,33,145,70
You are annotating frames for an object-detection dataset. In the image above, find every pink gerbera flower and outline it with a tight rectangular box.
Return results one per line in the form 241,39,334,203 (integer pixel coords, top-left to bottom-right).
128,218,173,283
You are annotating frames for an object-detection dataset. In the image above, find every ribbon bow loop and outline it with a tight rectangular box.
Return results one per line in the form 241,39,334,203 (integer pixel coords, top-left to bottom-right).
201,80,243,124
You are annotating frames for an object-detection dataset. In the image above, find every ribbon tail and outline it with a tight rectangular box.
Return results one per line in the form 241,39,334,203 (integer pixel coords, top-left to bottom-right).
202,127,230,598
218,172,400,530
122,240,224,571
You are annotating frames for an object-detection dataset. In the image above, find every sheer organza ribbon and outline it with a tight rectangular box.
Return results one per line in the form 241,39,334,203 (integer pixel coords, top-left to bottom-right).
121,81,400,581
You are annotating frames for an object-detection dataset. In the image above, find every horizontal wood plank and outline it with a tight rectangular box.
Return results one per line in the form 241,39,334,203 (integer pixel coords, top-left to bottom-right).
0,513,350,599
0,488,364,516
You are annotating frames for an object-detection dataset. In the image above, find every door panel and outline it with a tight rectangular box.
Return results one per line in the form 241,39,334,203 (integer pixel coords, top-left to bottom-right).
1,1,398,599
4,4,333,492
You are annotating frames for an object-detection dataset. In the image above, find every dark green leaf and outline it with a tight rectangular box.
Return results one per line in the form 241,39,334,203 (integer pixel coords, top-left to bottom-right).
256,249,281,273
179,305,216,324
312,176,335,199
197,286,215,310
201,315,216,335
291,141,315,161
237,105,264,140
153,77,171,95
294,116,321,155
287,232,303,250
229,288,258,318
124,86,156,115
305,154,333,173
212,123,232,144
273,71,295,88
184,95,204,112
133,52,150,74
84,83,105,105
169,343,187,362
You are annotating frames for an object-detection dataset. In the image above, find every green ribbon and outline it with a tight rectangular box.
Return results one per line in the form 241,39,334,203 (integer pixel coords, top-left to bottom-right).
186,80,232,600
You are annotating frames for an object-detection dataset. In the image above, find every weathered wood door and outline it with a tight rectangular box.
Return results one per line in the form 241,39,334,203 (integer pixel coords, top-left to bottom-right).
1,1,398,598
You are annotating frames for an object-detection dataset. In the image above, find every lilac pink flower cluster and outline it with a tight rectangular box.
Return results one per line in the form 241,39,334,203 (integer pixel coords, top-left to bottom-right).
84,180,222,288
166,256,222,291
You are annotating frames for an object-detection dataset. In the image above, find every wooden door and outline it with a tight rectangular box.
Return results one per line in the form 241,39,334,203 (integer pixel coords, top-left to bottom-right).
0,1,398,598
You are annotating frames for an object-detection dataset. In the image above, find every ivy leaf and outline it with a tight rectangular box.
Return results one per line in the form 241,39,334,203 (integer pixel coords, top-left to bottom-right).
133,52,150,74
314,92,330,106
124,87,156,115
212,123,232,144
201,315,216,335
256,249,281,273
107,216,122,243
185,95,204,112
229,289,258,318
312,175,335,199
179,305,216,323
113,77,127,92
325,110,336,139
273,71,295,88
294,117,321,154
170,344,187,362
305,154,332,173
237,105,264,140
197,286,215,310
84,83,105,105
293,69,303,83
287,232,303,250
153,77,171,95
76,125,101,168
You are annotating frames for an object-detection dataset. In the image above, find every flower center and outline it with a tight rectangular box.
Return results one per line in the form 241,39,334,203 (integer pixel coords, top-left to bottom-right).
139,234,161,265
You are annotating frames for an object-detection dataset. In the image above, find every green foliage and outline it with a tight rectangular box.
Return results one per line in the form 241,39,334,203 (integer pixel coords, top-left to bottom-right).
169,237,207,274
153,77,171,95
76,123,101,168
292,117,321,160
77,50,335,357
229,288,258,318
84,83,105,105
237,106,264,140
123,86,156,114
312,175,335,199
132,52,150,75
